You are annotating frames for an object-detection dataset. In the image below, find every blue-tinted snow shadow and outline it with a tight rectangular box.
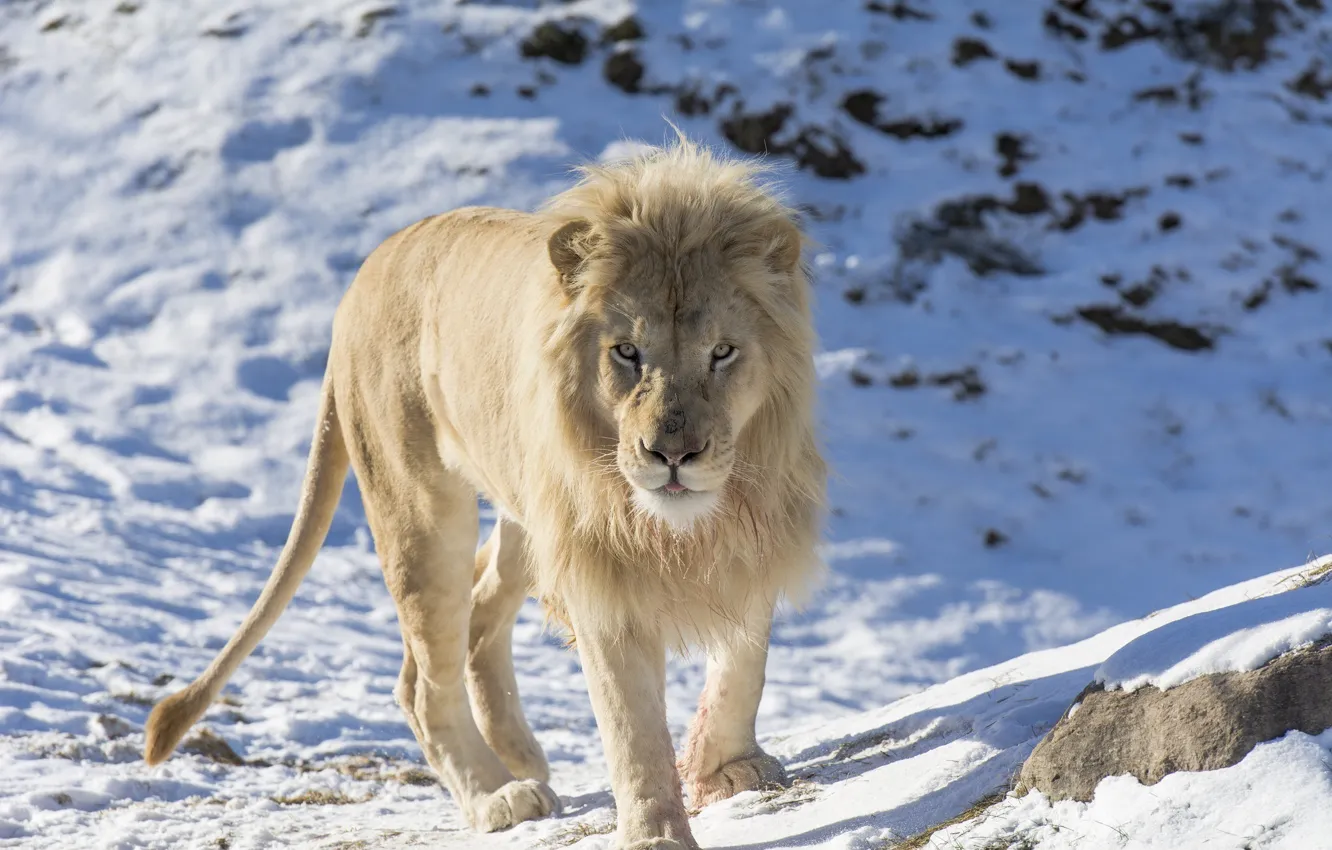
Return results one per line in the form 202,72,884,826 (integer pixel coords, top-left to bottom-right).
713,664,1095,848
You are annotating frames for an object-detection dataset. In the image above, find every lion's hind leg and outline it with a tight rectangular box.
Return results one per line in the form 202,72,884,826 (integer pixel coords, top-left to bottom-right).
467,516,549,783
352,434,557,831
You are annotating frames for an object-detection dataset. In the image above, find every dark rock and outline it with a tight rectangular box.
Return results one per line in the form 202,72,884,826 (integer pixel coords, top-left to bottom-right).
865,1,933,20
202,15,248,38
995,133,1034,178
1288,59,1332,100
1019,643,1332,802
1009,182,1052,215
722,105,794,156
953,37,996,66
604,49,644,93
930,366,987,401
889,368,920,389
842,90,961,140
1005,59,1041,80
878,117,963,140
520,21,587,65
720,104,864,179
602,16,644,43
1045,9,1089,41
1075,305,1216,352
355,7,397,39
674,86,712,116
1101,14,1160,50
841,90,885,126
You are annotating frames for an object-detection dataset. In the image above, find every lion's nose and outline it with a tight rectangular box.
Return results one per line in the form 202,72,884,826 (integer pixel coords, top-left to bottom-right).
641,438,708,467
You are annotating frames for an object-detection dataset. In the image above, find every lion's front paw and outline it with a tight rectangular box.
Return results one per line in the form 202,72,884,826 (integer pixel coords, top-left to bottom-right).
472,779,561,832
687,751,788,808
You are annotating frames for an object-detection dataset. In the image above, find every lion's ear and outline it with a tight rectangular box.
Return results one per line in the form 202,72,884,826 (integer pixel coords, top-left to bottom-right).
548,219,597,293
762,218,804,276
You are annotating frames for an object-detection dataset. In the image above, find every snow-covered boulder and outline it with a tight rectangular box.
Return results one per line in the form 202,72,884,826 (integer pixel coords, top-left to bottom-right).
1018,576,1332,802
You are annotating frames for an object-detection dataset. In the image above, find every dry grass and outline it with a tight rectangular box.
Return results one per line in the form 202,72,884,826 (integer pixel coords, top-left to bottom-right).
541,818,617,847
270,788,371,806
735,779,820,818
289,754,437,786
880,791,1010,849
1292,559,1332,589
112,690,154,708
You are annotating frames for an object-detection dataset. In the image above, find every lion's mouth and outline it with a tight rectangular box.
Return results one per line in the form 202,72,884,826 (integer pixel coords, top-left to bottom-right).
662,481,689,494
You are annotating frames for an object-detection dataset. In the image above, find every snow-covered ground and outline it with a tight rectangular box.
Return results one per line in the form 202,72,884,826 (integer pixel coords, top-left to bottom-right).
3,0,1332,847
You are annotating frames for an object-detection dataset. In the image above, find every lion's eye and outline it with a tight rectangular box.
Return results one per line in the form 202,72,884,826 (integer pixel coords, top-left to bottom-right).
611,342,640,365
712,343,737,366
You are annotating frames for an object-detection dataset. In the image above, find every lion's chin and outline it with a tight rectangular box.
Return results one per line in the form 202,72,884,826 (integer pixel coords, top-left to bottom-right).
631,487,721,532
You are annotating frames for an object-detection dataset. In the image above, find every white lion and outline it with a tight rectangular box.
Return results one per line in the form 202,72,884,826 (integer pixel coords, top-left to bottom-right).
144,136,826,850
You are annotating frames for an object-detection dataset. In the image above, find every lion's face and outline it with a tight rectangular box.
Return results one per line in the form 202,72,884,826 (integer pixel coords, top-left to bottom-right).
587,251,770,530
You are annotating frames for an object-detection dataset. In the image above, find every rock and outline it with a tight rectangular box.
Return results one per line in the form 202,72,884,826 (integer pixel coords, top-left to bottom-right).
92,713,135,740
602,16,644,44
1017,643,1332,802
180,728,245,766
520,22,587,66
720,104,865,179
604,49,644,94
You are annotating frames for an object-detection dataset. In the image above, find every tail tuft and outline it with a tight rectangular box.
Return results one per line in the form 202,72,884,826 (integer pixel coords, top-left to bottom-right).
144,683,212,765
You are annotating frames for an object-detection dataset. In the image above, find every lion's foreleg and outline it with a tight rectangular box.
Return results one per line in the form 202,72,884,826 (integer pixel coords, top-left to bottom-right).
679,598,788,808
467,517,548,782
571,613,699,850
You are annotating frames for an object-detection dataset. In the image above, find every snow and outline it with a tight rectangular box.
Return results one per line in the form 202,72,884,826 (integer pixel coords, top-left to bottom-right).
1096,572,1332,692
4,0,1332,847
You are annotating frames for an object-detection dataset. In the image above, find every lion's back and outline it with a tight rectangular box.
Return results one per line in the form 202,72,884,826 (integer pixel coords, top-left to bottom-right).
326,205,560,515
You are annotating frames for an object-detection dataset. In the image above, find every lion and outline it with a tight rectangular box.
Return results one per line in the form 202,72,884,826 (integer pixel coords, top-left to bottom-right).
143,136,826,850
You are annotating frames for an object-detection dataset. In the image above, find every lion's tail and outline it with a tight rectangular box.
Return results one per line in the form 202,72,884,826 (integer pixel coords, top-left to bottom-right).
144,375,349,765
